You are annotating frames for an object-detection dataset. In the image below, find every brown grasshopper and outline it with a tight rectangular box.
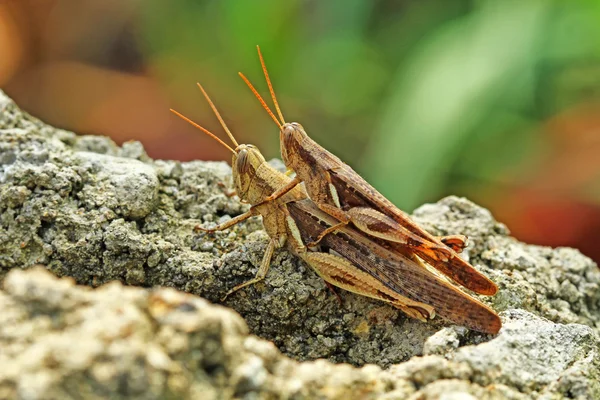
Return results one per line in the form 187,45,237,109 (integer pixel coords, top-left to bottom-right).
170,84,501,334
238,46,498,297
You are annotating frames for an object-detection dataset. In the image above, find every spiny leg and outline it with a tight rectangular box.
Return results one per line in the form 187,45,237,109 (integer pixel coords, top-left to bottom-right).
306,203,351,247
313,204,497,295
344,207,453,262
195,209,255,233
251,176,301,209
221,239,276,301
317,198,467,256
314,204,453,262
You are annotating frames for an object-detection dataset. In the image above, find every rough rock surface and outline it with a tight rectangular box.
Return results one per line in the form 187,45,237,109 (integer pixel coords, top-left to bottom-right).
0,89,599,399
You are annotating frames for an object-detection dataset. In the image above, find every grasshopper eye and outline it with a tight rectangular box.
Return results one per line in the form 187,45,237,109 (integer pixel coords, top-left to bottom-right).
237,149,249,173
281,125,297,147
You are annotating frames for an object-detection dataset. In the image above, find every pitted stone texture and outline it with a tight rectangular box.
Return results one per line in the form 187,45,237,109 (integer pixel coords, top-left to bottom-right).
75,152,158,219
1,269,598,400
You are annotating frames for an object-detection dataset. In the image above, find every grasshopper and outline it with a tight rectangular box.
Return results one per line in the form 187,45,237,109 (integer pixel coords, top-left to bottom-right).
238,46,498,297
170,84,501,334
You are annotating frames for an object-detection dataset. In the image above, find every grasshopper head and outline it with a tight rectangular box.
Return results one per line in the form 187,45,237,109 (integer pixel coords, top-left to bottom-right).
280,122,307,167
232,144,266,202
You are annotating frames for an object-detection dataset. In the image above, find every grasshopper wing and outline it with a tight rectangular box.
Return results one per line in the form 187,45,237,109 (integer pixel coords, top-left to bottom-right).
328,169,498,296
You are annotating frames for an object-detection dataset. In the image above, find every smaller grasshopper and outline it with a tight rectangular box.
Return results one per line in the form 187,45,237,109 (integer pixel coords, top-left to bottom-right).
238,46,498,297
170,83,501,334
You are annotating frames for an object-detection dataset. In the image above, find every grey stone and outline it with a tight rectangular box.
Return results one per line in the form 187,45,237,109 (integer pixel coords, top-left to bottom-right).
423,326,464,356
1,89,599,399
452,310,599,395
75,151,158,219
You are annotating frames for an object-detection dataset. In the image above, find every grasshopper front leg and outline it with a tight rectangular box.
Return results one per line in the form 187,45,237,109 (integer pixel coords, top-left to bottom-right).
192,209,283,301
251,176,302,209
221,238,278,301
195,209,257,232
192,208,275,300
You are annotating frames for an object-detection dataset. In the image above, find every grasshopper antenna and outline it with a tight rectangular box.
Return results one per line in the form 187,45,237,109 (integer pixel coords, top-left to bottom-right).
256,45,285,125
170,109,236,155
196,83,239,148
239,72,282,130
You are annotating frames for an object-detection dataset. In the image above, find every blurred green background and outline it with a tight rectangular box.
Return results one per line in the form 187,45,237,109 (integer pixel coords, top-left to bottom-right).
2,0,600,261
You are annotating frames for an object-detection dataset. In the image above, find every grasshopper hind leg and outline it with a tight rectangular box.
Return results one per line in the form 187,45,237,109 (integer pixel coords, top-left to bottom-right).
318,205,455,262
299,251,434,322
320,206,497,295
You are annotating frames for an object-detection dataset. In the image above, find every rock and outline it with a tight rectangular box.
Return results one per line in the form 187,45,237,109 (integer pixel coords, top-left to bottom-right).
452,310,598,395
1,89,599,399
2,269,596,399
75,151,158,219
422,326,465,356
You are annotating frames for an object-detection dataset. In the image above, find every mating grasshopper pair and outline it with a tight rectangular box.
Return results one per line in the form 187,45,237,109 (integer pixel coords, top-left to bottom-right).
171,48,501,334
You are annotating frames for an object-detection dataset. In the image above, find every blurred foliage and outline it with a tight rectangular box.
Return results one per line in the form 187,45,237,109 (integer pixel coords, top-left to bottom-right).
142,0,600,208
